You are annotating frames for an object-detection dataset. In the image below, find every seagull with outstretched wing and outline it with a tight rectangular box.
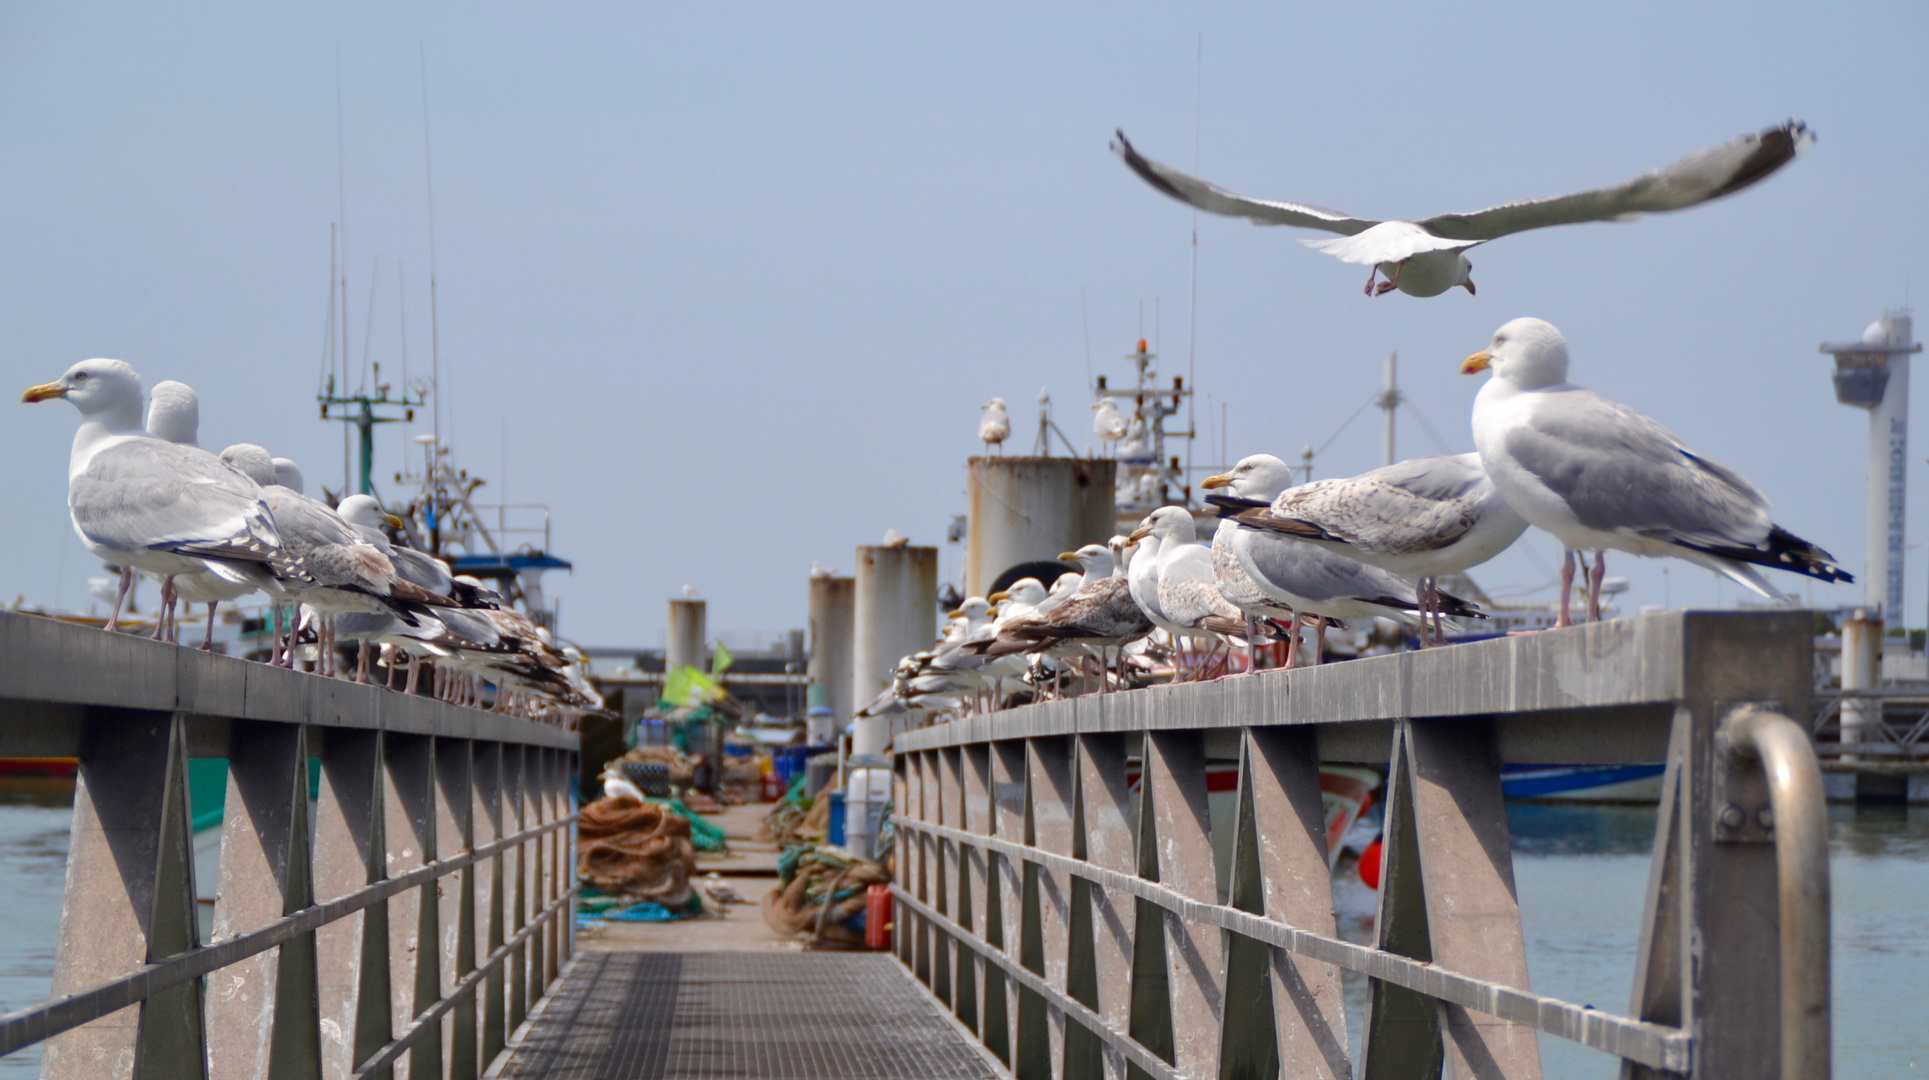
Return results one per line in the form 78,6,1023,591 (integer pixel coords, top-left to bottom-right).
1112,121,1812,298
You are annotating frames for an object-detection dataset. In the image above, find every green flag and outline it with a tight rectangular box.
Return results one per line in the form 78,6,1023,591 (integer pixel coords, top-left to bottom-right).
712,641,735,676
662,664,725,709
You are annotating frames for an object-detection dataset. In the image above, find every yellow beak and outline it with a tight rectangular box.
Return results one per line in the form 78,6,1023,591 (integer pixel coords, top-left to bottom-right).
987,591,1010,604
1127,525,1151,543
21,382,66,403
382,513,407,530
945,608,965,618
1056,550,1081,561
1200,473,1233,489
1461,351,1493,375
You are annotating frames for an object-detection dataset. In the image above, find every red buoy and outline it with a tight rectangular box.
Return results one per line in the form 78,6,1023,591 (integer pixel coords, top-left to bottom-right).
1359,837,1384,891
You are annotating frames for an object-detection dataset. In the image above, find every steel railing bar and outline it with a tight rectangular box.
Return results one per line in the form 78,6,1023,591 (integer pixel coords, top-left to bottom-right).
0,813,577,1056
895,817,1692,1073
350,886,581,1079
890,888,1181,1080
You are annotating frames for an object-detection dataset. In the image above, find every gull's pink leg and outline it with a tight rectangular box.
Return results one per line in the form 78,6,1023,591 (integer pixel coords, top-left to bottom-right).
1588,550,1607,623
1363,266,1380,296
104,568,134,633
202,602,218,651
153,576,176,641
1556,551,1576,629
1374,261,1405,297
1314,620,1328,665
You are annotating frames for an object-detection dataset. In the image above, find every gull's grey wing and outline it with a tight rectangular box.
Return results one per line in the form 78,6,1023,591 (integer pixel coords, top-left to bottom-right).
72,439,280,559
1266,454,1490,555
1505,390,1773,548
1235,528,1419,608
1421,121,1812,242
1113,130,1377,235
389,546,454,596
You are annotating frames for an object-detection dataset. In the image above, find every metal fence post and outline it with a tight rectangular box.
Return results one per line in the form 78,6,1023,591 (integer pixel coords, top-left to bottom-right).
1027,736,1077,1077
1236,726,1350,1079
471,744,507,1067
313,728,388,1080
208,720,322,1080
961,744,994,1046
1074,734,1135,1080
1140,729,1222,1080
45,709,205,1080
382,733,439,1080
503,747,529,1033
434,739,476,1080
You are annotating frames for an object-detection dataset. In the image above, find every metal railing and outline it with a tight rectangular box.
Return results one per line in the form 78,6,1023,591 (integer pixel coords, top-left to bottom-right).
0,610,579,1080
1809,686,1929,758
890,610,1831,1080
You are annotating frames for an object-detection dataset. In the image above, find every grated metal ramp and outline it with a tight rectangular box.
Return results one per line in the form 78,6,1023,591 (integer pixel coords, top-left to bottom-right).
497,952,1001,1079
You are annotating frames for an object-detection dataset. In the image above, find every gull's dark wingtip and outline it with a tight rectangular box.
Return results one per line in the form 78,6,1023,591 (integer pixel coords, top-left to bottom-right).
1709,119,1816,200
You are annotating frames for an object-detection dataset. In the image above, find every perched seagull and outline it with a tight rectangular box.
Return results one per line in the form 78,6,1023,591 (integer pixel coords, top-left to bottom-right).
1206,453,1528,644
220,444,447,675
1192,456,1309,667
1463,317,1851,625
984,541,1151,693
600,767,648,803
143,381,265,648
1092,399,1129,448
22,360,302,632
1134,507,1254,679
979,397,1010,453
1112,122,1812,298
1209,469,1484,663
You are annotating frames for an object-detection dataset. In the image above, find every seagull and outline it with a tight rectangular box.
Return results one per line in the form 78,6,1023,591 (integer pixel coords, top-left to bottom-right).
1112,122,1812,298
1205,453,1527,644
979,397,1010,453
982,541,1151,693
1187,460,1305,668
219,444,449,675
1127,508,1253,678
1208,469,1484,664
1463,317,1851,625
1092,399,1128,449
22,360,302,633
142,380,267,648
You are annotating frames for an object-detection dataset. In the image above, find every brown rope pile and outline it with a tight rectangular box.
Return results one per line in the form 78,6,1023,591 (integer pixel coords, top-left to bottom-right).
760,848,891,947
756,778,835,847
576,795,698,907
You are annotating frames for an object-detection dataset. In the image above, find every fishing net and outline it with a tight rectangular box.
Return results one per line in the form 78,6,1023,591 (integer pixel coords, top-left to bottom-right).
576,794,698,907
759,844,892,947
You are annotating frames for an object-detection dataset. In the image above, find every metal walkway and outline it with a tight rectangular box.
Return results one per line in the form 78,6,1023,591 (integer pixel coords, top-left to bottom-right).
495,952,1002,1079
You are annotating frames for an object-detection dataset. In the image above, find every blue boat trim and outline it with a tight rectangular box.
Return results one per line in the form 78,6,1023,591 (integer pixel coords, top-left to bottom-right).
1501,764,1665,798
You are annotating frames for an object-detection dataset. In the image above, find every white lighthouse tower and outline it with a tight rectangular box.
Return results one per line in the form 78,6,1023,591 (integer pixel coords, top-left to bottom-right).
1823,312,1919,758
1823,312,1920,619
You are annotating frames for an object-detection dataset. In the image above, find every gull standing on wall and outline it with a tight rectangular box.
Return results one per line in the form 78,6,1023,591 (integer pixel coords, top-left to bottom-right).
979,397,1010,454
1462,317,1852,625
1113,122,1812,298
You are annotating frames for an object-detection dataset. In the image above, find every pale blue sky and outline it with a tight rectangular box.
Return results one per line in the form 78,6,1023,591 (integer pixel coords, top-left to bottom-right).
3,2,1926,645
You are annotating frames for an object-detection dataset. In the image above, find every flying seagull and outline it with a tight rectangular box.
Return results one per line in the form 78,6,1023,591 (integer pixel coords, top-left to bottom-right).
1112,121,1812,298
1463,317,1851,625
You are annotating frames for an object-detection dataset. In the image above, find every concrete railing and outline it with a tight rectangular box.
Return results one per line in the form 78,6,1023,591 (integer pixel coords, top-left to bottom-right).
890,610,1831,1080
0,611,579,1080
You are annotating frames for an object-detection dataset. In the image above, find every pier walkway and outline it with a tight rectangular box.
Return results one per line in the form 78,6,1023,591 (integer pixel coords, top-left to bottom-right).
0,609,1837,1079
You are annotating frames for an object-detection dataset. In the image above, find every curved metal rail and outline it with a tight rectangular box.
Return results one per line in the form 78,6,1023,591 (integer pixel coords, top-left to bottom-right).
1723,705,1832,1080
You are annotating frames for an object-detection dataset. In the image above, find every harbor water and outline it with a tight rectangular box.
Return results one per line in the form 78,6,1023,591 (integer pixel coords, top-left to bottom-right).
0,793,1922,1077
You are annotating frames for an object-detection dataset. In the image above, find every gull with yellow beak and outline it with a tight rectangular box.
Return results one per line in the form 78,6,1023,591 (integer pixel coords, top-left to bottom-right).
1206,452,1523,645
1113,122,1812,299
1463,316,1852,626
22,359,306,633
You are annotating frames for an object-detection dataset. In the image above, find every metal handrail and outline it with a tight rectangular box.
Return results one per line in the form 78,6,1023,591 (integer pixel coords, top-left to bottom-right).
1723,706,1832,1080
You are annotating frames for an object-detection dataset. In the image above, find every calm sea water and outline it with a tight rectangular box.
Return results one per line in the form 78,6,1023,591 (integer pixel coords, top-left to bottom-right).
0,794,1921,1077
1329,801,1927,1078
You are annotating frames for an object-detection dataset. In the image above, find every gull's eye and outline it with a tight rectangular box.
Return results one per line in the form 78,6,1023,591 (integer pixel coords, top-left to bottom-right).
72,372,87,381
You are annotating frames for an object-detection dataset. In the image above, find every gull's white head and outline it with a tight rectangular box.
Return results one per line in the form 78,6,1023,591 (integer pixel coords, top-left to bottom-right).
22,359,144,426
218,443,277,486
145,380,200,445
1130,505,1197,546
338,494,406,531
1058,543,1116,579
1462,317,1568,390
1201,454,1298,501
272,457,305,494
1455,254,1475,296
946,596,994,624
